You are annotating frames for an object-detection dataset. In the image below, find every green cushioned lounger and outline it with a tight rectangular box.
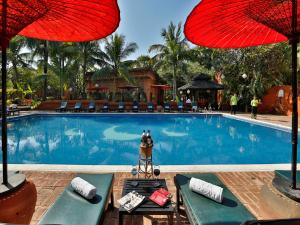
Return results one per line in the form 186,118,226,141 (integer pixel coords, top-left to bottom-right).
174,173,255,225
38,173,114,225
243,218,300,225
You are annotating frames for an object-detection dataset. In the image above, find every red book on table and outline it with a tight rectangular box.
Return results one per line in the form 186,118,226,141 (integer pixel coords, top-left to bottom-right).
149,188,171,207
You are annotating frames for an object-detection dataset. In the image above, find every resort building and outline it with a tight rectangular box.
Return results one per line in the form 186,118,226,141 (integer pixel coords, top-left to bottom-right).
85,68,170,104
178,73,224,108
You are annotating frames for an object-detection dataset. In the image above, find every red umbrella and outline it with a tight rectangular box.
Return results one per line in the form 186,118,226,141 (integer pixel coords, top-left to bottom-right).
19,0,120,42
184,0,299,197
0,0,120,189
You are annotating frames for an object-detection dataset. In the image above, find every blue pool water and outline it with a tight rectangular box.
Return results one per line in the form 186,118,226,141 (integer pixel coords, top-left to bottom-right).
2,114,295,165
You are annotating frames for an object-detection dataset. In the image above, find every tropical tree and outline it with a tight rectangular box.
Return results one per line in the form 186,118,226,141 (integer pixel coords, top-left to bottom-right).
133,55,157,70
48,42,80,99
7,36,31,88
26,39,49,100
76,41,103,97
149,22,191,99
93,34,138,94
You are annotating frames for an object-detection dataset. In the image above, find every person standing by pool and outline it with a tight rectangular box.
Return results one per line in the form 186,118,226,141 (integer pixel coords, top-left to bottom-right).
251,96,260,119
230,93,238,115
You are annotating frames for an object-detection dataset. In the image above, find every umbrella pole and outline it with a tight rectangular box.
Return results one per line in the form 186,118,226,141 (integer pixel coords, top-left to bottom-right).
291,0,298,190
1,46,8,185
291,38,298,189
1,0,8,185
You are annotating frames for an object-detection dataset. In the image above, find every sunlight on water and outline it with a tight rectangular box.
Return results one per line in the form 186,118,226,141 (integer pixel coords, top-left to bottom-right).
162,128,188,137
103,126,141,141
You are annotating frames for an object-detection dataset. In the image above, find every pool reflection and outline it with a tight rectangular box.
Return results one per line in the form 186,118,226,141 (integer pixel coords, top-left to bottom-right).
2,114,292,165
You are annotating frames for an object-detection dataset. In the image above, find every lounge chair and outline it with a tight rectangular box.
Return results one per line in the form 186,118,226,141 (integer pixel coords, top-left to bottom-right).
164,102,170,112
56,101,67,112
178,101,184,112
192,102,198,112
73,101,82,112
132,101,139,112
37,173,114,225
147,102,154,112
118,102,125,112
102,102,109,112
174,173,255,225
2,105,21,116
88,101,96,112
243,218,300,225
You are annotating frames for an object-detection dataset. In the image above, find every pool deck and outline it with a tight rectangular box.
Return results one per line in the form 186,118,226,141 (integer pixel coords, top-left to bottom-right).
5,111,298,224
26,171,281,225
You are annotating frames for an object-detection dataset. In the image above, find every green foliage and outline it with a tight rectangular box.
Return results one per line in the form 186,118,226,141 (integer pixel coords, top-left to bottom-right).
93,34,138,87
3,29,294,105
149,22,192,99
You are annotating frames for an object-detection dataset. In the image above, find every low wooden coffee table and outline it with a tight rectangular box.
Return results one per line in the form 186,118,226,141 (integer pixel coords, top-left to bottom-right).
118,179,174,225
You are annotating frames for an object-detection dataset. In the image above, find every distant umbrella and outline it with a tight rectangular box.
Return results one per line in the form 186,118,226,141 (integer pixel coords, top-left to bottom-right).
184,0,299,195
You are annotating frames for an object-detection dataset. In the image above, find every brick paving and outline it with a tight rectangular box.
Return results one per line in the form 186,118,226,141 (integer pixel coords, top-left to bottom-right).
23,171,282,225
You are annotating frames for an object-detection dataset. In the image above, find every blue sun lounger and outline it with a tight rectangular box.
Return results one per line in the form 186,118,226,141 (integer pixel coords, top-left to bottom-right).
118,102,125,112
102,102,109,112
174,173,255,225
164,102,170,112
88,101,96,112
178,101,184,112
73,101,82,112
147,102,154,112
56,101,68,112
37,173,114,225
132,101,139,112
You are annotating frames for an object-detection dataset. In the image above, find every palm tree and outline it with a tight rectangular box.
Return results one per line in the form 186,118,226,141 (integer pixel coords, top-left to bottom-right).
49,42,79,99
7,36,31,88
76,41,103,97
149,22,191,99
133,55,157,70
26,39,49,101
94,34,138,94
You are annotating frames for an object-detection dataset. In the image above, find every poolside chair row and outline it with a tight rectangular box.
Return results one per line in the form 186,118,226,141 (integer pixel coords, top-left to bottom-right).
0,105,21,116
22,170,299,225
163,101,213,112
56,101,210,113
56,101,156,112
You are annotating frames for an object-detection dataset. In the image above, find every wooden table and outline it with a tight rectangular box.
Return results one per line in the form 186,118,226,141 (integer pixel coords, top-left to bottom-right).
118,179,174,225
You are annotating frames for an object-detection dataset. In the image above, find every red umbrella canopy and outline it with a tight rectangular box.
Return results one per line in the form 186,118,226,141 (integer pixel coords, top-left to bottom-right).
0,0,48,47
184,0,300,48
0,0,120,47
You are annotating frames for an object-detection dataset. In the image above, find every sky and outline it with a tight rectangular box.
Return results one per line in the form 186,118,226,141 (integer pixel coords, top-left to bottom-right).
113,0,199,59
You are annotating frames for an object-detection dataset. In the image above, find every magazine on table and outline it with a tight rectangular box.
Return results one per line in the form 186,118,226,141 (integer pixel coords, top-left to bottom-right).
149,188,172,207
118,191,145,212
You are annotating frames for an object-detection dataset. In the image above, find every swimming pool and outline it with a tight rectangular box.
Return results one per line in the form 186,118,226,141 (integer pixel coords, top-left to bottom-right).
2,114,294,165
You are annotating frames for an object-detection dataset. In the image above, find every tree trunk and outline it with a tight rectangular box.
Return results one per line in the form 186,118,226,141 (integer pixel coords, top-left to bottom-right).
43,41,48,101
59,56,63,100
172,65,177,100
12,62,20,88
82,45,87,98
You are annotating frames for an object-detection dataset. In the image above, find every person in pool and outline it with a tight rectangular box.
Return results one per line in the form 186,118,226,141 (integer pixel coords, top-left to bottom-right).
230,93,238,115
251,96,260,119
